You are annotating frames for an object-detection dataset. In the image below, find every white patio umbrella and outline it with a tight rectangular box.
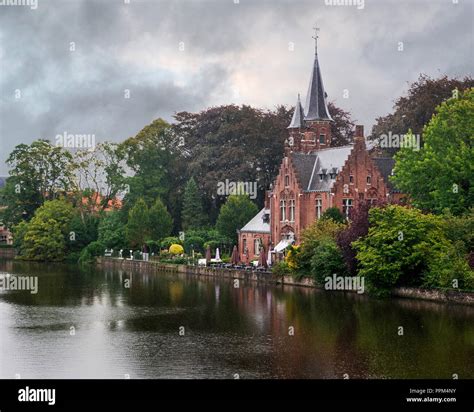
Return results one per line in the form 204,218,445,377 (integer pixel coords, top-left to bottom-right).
215,247,221,261
267,247,272,267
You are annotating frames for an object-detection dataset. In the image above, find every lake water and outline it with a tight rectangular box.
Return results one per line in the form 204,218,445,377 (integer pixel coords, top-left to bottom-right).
0,258,473,379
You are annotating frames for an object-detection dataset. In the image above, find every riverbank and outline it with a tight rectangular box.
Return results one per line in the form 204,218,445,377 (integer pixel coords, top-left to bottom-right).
97,257,474,306
0,248,16,259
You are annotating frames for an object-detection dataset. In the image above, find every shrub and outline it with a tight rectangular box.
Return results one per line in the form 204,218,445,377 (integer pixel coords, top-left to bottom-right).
423,240,474,290
79,241,106,264
285,245,301,271
296,219,346,275
272,261,292,277
169,244,184,255
310,239,347,285
145,240,160,254
160,237,181,249
321,207,346,224
183,235,205,253
353,205,472,296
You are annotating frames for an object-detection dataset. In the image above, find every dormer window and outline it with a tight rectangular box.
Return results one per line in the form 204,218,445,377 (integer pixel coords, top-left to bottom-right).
319,134,326,144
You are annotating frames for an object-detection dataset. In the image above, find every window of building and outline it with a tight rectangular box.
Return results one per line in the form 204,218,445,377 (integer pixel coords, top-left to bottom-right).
285,175,290,187
367,175,371,184
316,198,322,219
319,134,326,144
243,238,247,252
349,175,354,184
254,238,261,255
342,198,353,218
289,199,295,222
280,200,286,222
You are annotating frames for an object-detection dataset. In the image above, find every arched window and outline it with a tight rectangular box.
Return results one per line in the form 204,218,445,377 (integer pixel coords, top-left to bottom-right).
280,200,286,222
316,197,322,219
289,199,295,222
254,238,261,256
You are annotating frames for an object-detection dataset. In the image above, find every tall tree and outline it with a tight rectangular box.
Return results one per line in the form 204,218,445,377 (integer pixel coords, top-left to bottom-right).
148,197,173,241
172,105,292,222
216,194,258,243
125,198,150,248
392,88,474,215
370,74,474,156
1,140,76,225
328,102,355,146
74,142,127,213
98,210,126,250
120,118,186,229
181,177,208,231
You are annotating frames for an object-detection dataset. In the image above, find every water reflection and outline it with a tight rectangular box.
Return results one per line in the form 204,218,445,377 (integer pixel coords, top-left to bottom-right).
0,259,473,379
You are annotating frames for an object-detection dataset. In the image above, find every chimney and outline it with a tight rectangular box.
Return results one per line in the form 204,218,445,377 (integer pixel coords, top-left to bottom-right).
355,125,364,138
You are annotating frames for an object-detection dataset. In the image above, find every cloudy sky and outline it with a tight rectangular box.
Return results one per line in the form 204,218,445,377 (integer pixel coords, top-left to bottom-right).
0,0,472,175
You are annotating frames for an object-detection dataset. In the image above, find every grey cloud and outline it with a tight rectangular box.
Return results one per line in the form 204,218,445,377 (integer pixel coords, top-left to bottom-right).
0,0,472,175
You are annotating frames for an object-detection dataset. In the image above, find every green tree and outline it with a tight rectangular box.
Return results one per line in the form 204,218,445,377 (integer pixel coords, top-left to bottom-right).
216,194,258,243
78,240,106,264
1,140,76,225
181,177,208,230
125,198,150,248
65,212,100,261
353,205,472,296
370,74,474,156
120,119,186,229
148,198,173,241
392,89,474,215
321,207,346,224
97,211,126,250
18,199,74,261
310,239,347,285
296,219,346,275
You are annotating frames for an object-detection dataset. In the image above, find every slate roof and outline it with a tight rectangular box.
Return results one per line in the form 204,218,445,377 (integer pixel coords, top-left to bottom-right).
288,94,305,129
372,157,401,193
290,145,353,192
304,52,333,122
240,208,270,233
0,176,7,189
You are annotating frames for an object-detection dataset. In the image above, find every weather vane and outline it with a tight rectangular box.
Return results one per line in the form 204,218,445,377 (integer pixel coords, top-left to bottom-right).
312,24,320,55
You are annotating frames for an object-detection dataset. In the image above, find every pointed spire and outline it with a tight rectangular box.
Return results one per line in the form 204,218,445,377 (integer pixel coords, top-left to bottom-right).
288,94,305,129
304,27,333,122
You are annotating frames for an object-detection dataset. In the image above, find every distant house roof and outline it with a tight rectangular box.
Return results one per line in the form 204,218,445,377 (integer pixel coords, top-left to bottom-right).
0,176,7,189
372,157,401,193
240,208,270,233
291,145,353,192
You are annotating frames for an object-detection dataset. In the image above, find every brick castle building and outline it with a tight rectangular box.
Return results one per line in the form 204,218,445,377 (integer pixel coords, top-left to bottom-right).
238,35,403,263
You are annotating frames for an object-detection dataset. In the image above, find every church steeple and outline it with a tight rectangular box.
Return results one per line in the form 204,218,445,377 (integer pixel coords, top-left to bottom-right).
288,94,305,129
304,26,332,122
